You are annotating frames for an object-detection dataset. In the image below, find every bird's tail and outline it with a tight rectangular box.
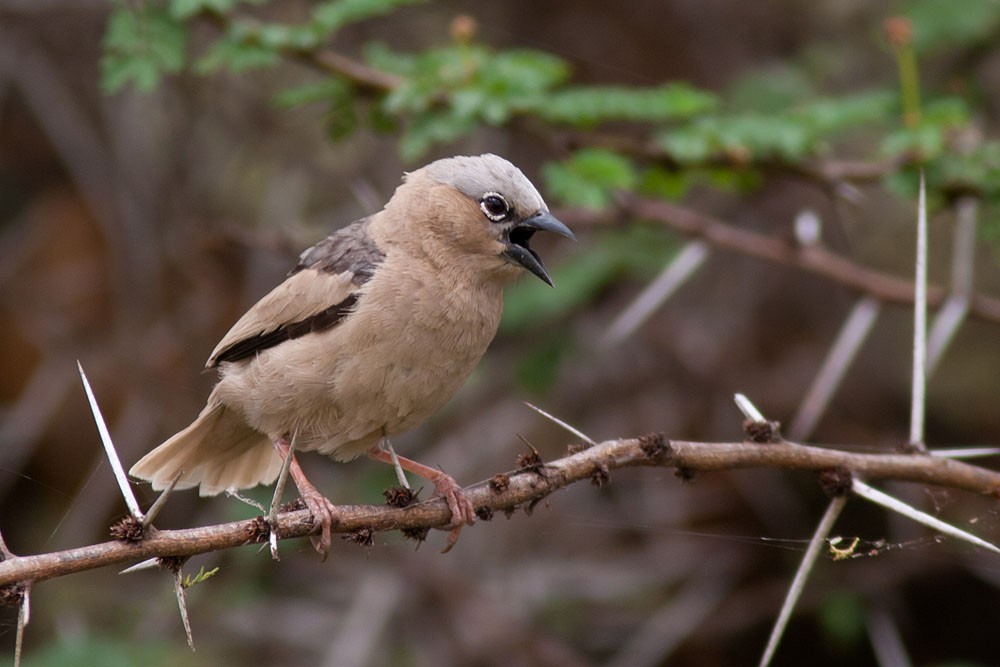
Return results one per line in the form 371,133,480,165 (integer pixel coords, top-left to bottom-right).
129,403,281,496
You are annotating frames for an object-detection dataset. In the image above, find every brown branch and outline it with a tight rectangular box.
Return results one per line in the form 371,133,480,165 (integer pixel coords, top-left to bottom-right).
589,194,1000,325
2,436,998,589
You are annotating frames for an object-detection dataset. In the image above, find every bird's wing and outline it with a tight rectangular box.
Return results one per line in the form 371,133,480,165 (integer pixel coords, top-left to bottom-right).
207,217,385,367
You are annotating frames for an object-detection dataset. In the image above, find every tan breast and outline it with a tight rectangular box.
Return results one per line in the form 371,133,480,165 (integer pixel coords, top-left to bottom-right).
210,247,506,460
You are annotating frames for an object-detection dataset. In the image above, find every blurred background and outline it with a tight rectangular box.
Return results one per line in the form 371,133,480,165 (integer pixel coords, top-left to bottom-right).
3,0,1000,665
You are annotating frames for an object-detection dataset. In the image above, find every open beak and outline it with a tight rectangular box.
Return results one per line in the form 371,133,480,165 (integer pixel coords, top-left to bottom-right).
502,210,575,286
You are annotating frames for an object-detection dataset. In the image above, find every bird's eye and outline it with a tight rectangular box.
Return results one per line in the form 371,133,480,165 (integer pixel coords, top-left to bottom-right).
479,193,510,222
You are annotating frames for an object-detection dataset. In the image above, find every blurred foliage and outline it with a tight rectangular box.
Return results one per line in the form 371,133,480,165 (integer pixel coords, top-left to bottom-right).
100,0,1000,217
21,635,176,667
901,0,1000,54
818,591,866,653
98,0,1000,394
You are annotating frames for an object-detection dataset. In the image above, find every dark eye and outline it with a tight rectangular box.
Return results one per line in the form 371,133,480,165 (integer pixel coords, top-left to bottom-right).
480,192,510,221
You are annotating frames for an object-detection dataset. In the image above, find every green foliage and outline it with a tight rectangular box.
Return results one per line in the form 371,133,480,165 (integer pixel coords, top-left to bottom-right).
182,565,220,588
170,0,245,21
534,84,717,126
504,224,677,393
514,334,575,395
22,635,174,667
101,5,187,93
97,0,1000,234
902,0,1000,54
501,225,677,334
542,149,638,210
659,90,895,165
818,591,866,652
367,43,569,158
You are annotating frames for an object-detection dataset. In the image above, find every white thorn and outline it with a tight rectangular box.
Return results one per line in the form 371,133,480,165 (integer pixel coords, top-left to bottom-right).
78,361,143,520
909,172,928,450
174,568,196,651
733,393,766,422
758,496,848,667
929,447,1000,459
852,479,1000,555
602,240,709,346
793,209,822,247
522,401,597,445
120,557,160,574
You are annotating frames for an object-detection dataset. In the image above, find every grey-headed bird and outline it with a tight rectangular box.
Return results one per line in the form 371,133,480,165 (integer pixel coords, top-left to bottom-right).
130,154,574,555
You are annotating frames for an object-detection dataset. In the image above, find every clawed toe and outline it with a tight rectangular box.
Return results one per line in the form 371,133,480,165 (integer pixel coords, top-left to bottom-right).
302,494,336,560
434,474,475,553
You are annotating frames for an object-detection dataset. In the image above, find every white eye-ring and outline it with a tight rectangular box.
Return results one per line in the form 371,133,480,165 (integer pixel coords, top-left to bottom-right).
480,192,510,222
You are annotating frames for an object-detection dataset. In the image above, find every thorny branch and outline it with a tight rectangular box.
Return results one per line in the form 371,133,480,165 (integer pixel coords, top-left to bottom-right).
2,435,999,589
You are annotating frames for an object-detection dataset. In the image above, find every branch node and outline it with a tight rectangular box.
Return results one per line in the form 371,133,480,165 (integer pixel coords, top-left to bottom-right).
488,473,511,493
279,498,306,513
158,555,188,574
383,485,419,508
516,446,544,474
675,467,697,482
401,526,430,545
818,466,854,497
109,514,145,543
1,581,25,607
896,441,927,455
743,419,782,444
591,461,610,487
639,432,671,460
475,506,495,521
244,516,270,544
343,528,374,548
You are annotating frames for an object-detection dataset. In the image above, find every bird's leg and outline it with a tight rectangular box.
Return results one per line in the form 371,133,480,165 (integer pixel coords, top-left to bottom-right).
367,445,475,552
274,436,337,560
378,437,412,489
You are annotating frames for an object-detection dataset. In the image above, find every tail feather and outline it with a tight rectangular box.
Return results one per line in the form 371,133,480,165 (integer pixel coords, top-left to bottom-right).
130,403,280,496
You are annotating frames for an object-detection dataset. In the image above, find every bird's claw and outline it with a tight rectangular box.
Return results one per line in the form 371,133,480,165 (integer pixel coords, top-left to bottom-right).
432,473,475,553
300,491,337,561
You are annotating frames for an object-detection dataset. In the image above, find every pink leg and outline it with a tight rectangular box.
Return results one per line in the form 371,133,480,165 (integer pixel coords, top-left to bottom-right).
275,437,336,560
367,446,474,552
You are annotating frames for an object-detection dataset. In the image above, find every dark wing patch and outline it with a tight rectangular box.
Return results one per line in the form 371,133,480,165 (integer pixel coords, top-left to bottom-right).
208,217,385,367
294,216,385,284
211,293,359,365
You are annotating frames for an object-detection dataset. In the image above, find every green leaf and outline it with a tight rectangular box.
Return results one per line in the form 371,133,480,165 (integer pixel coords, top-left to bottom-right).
537,83,717,126
195,23,279,73
903,0,1000,54
542,149,638,210
399,111,477,160
728,64,816,113
638,166,692,200
101,6,187,93
272,78,352,108
788,90,896,136
170,0,239,20
659,125,715,163
312,0,424,33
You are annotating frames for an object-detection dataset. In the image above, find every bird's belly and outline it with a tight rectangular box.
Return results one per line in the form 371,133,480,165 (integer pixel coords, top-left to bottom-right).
213,311,491,459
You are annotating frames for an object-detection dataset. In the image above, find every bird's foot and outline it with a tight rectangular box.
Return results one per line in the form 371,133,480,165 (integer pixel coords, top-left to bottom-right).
427,470,475,553
366,445,474,552
299,487,337,560
274,435,338,561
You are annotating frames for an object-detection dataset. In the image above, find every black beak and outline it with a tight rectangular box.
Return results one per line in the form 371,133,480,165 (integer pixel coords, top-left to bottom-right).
502,210,575,286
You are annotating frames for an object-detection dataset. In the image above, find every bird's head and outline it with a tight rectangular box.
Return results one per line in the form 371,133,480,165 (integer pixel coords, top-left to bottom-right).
387,154,575,286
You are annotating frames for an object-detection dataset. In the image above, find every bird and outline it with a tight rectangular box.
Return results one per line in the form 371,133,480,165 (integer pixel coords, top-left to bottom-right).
130,153,574,556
